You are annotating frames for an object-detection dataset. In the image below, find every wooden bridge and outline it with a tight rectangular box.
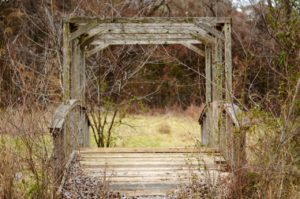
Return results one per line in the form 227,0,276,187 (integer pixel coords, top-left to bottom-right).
50,17,246,198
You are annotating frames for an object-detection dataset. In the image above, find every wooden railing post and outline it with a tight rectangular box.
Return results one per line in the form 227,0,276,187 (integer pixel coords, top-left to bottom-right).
50,100,90,191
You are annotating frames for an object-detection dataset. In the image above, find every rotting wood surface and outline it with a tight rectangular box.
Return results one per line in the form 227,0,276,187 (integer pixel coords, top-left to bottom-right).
76,147,228,198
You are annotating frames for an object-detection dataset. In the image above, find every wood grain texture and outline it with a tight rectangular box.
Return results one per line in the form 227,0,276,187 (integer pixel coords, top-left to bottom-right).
78,148,227,197
67,17,230,25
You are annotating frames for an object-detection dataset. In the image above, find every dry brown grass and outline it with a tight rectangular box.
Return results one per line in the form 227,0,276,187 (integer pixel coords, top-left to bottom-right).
158,123,171,134
0,140,22,199
0,107,55,199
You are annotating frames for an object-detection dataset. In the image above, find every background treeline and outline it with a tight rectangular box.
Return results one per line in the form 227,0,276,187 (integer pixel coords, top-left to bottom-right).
1,0,298,114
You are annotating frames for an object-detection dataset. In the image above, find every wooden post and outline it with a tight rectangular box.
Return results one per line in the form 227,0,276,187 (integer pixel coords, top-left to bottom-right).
52,129,64,185
70,39,80,150
81,47,89,147
62,21,72,159
203,45,212,146
70,39,89,148
224,23,232,102
224,22,234,165
63,22,71,102
62,21,90,161
211,36,223,148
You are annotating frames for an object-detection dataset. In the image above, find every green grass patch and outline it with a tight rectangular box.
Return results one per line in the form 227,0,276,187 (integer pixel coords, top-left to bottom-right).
90,113,201,148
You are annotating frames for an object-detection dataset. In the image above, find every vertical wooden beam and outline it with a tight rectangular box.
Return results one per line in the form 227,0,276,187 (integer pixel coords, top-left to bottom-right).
213,38,223,101
63,22,71,102
203,45,212,146
70,40,89,148
224,23,232,102
210,36,224,148
80,47,90,147
71,39,81,100
62,22,72,161
70,40,80,149
224,22,233,165
205,46,212,103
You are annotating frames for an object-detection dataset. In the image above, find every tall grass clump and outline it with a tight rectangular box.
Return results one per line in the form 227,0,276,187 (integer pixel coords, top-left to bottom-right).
0,108,55,199
231,107,300,199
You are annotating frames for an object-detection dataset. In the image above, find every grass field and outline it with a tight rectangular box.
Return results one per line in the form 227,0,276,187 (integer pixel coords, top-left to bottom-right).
90,112,201,148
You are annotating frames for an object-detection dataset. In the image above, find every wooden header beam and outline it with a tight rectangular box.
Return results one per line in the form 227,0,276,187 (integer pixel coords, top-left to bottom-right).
65,17,227,59
71,23,216,48
67,17,231,25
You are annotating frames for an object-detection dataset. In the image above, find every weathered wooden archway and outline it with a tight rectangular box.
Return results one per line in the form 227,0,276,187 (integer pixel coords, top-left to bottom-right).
58,16,234,164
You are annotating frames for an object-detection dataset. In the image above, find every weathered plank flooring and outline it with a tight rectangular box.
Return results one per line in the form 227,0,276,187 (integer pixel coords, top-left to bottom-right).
78,148,227,198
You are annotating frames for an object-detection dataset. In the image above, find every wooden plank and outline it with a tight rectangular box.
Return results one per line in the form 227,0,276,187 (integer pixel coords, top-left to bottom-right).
85,23,207,34
83,164,226,172
109,190,171,197
109,182,186,191
91,38,201,46
79,147,219,153
80,164,221,171
103,177,193,182
98,33,197,40
79,154,224,161
81,23,215,46
89,23,201,29
79,155,223,161
67,17,231,25
79,153,215,158
73,148,228,197
79,156,214,161
79,160,215,166
80,160,215,166
87,27,196,36
83,170,207,177
181,43,205,57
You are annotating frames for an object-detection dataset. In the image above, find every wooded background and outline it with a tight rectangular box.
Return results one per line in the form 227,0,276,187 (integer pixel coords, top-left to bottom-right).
0,0,299,113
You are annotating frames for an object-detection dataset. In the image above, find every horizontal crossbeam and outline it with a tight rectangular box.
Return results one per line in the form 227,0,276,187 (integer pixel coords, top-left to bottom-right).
76,23,215,47
67,17,230,25
84,23,206,34
91,39,201,46
96,33,198,40
87,41,205,58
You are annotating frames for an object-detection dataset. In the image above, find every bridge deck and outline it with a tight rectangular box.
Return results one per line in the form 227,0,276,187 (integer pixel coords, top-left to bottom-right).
77,147,227,198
